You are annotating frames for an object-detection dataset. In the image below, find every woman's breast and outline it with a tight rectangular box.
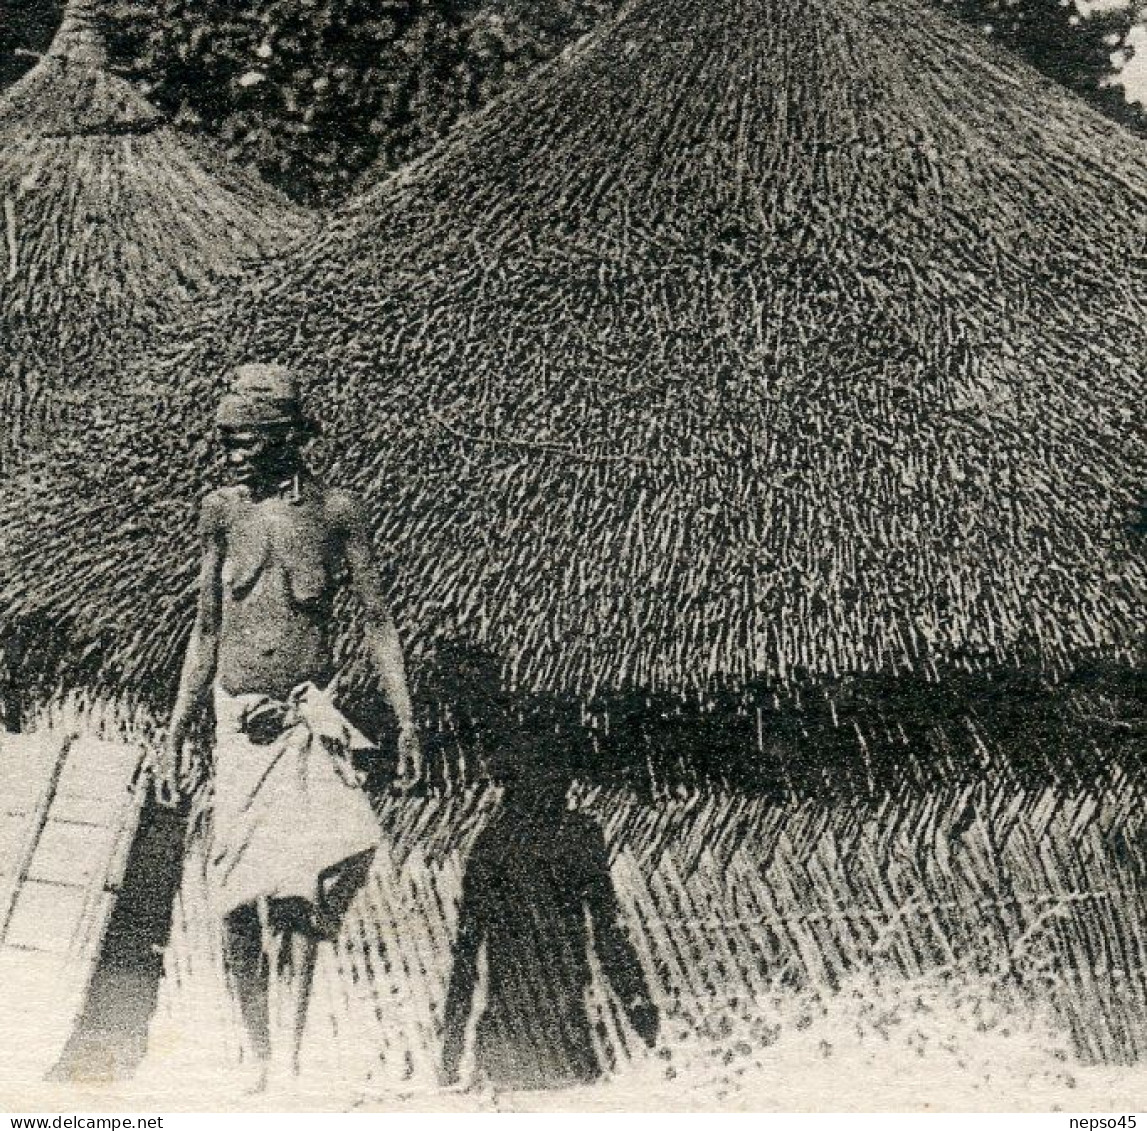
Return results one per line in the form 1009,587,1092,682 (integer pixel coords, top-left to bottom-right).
223,520,337,609
284,551,335,608
222,534,270,599
283,513,339,605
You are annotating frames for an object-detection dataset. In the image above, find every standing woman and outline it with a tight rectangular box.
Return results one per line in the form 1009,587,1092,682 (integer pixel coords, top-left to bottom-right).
159,363,422,1089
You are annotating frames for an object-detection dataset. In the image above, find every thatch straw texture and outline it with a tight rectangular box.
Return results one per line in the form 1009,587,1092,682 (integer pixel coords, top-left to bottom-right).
2,0,1144,701
0,0,310,469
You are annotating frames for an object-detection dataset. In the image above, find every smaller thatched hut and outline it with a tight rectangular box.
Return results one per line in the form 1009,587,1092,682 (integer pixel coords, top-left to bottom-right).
0,0,309,470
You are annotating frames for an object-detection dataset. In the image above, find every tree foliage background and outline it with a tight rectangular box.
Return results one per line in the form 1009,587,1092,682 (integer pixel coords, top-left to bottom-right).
0,0,1144,205
0,0,625,204
944,0,1146,129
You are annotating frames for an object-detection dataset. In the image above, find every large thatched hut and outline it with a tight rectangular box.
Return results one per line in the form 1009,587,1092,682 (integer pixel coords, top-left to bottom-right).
0,0,310,470
2,0,1144,788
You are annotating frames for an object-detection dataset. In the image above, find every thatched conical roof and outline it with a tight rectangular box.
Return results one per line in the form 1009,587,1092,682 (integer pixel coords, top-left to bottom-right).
2,0,1145,703
0,0,160,140
0,0,310,467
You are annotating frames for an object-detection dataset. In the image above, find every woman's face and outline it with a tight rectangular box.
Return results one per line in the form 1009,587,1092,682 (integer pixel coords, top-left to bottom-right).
219,423,300,487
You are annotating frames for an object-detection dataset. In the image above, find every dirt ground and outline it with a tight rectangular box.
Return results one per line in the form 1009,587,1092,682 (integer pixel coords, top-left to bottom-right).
5,973,1145,1113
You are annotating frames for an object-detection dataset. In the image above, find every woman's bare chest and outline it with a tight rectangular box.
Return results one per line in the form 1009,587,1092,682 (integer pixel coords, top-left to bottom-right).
221,498,341,606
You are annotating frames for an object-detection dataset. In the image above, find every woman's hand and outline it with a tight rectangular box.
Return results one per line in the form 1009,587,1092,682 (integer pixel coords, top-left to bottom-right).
393,723,423,791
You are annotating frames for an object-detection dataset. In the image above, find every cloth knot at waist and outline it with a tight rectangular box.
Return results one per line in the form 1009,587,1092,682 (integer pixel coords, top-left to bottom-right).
216,681,374,753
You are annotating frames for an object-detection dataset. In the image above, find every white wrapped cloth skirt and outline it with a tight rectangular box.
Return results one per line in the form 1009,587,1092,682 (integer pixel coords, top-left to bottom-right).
207,681,380,920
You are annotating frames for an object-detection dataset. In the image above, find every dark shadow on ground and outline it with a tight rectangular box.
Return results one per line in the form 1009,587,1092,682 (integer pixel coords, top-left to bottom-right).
48,793,187,1082
440,722,658,1090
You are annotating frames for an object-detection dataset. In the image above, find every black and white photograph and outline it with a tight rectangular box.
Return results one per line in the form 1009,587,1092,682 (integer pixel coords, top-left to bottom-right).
0,0,1144,1113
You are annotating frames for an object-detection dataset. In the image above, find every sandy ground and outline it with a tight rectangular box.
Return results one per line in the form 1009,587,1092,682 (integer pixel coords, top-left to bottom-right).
4,974,1145,1113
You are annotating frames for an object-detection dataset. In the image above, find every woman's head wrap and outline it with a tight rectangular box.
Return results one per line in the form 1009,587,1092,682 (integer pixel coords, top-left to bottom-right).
215,363,313,431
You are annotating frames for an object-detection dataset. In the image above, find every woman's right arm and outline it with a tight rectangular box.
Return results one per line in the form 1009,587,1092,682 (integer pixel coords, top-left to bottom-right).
157,493,225,807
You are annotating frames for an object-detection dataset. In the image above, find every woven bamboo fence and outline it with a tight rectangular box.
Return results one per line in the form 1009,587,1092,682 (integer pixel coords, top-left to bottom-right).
140,768,1147,1095
1,692,1144,1090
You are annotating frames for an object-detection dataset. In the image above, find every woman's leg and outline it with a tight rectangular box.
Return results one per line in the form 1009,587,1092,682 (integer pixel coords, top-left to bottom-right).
223,903,270,1084
262,897,319,1083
